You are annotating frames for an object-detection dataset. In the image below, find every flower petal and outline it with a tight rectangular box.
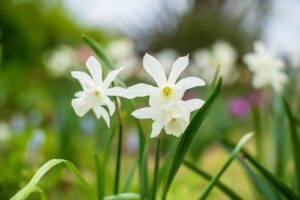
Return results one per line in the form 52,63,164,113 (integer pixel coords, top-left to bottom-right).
103,96,115,116
143,53,167,86
150,122,164,138
176,77,206,91
168,55,189,84
86,56,102,85
71,97,91,117
131,107,162,120
75,91,84,98
102,67,124,89
165,117,188,137
71,71,94,90
106,87,128,98
184,99,205,112
126,83,156,99
93,106,110,127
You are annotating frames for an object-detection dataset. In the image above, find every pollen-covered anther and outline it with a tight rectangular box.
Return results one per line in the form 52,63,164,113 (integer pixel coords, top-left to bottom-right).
94,89,101,97
162,86,173,96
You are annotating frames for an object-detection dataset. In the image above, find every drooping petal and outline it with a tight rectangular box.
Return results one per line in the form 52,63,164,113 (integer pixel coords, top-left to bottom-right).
102,67,124,89
176,77,206,91
71,97,91,117
143,53,167,87
165,117,188,137
184,99,205,112
168,55,189,84
93,106,110,127
86,56,102,85
71,71,94,90
150,122,164,138
126,83,156,99
131,107,162,120
103,96,115,115
106,86,128,98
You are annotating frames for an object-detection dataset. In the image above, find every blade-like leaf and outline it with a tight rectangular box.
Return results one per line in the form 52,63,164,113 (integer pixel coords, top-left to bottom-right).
237,157,280,200
183,160,242,200
223,141,300,200
82,34,114,70
161,78,222,200
198,133,253,200
10,159,93,200
283,98,300,194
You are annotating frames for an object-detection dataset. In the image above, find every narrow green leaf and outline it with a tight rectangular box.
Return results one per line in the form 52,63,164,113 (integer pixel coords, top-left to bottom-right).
162,78,222,200
236,157,280,200
272,97,287,178
198,133,253,200
10,159,93,200
283,98,300,194
183,160,242,200
223,141,300,200
82,34,114,70
123,159,138,192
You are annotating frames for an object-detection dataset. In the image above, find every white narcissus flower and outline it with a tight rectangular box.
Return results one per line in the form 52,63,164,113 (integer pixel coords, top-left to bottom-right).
71,56,126,127
127,53,206,138
192,40,237,85
243,42,288,93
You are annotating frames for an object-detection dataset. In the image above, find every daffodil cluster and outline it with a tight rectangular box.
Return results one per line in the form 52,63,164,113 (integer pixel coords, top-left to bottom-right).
71,54,206,138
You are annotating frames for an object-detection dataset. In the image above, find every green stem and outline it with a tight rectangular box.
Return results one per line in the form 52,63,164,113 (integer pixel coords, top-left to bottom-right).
151,137,162,200
251,106,262,161
113,88,123,195
114,124,123,194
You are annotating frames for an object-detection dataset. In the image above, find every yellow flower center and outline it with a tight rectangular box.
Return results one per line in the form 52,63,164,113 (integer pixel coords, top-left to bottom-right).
162,86,173,97
94,89,101,97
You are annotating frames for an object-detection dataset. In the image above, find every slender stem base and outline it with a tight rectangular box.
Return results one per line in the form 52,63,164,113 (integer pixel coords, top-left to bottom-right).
151,137,162,200
114,124,123,194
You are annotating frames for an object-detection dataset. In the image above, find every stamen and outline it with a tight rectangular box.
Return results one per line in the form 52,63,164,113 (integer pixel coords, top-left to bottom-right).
162,86,173,96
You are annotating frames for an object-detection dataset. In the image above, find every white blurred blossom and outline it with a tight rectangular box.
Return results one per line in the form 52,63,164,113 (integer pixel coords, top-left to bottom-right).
244,42,288,93
0,122,12,141
155,49,179,74
192,40,238,85
45,45,79,77
107,38,140,80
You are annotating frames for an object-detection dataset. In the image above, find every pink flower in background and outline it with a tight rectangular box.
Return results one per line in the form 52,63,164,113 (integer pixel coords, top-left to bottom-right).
229,97,251,118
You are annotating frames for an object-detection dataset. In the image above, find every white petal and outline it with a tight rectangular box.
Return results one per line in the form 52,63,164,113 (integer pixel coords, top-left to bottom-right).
93,106,110,127
75,91,84,98
176,101,190,122
102,67,124,89
103,96,115,116
126,83,156,99
165,117,188,137
168,55,189,84
143,53,167,87
131,107,162,120
106,87,128,98
150,122,164,138
86,56,102,85
176,77,206,91
71,71,94,90
71,98,91,117
184,99,205,112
